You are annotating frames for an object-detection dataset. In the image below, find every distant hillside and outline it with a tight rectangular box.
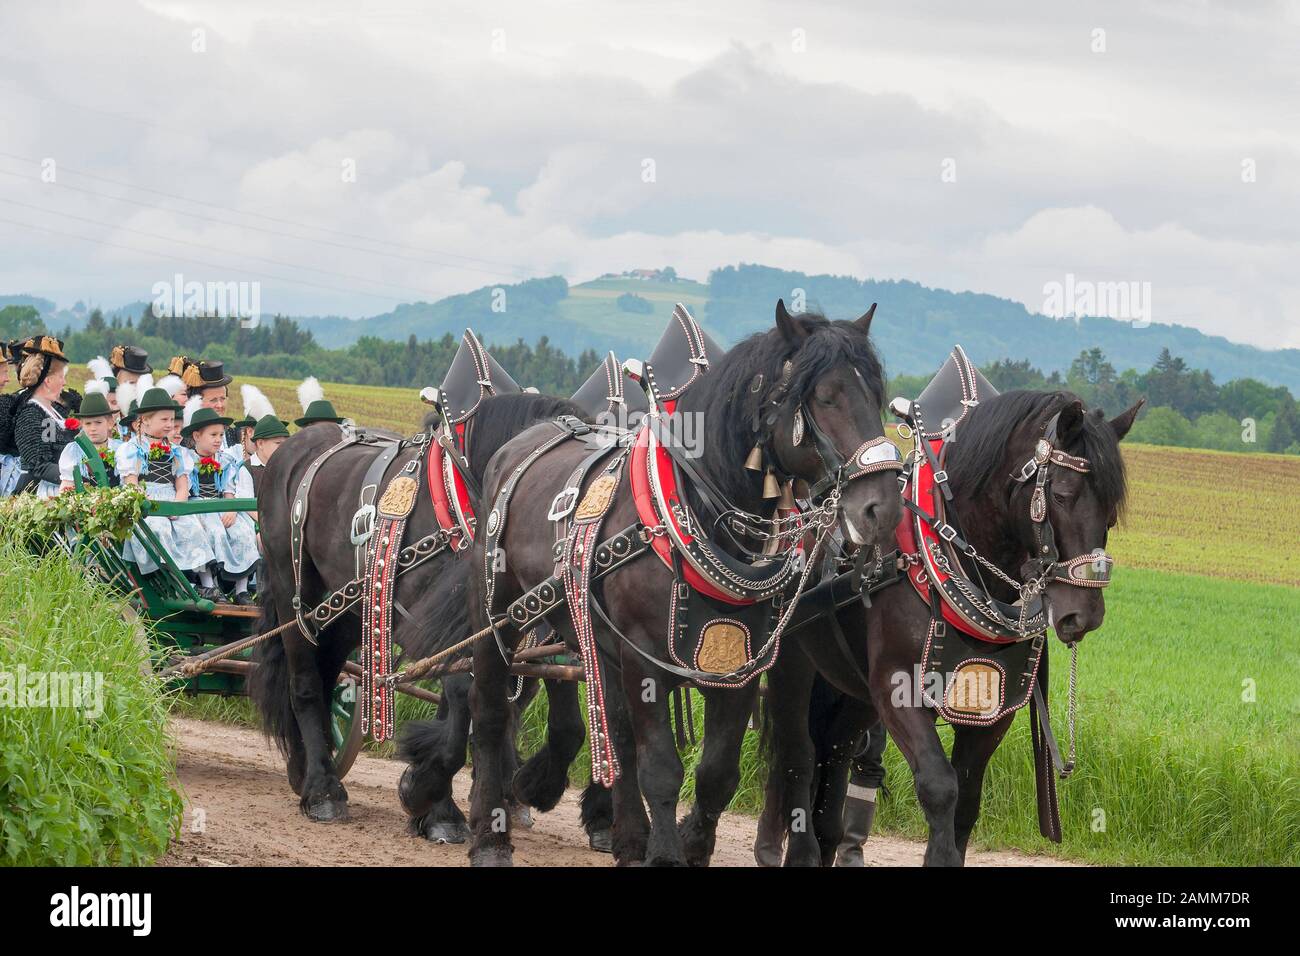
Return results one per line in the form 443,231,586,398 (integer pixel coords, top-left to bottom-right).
705,265,1300,392
298,274,708,354
16,263,1298,391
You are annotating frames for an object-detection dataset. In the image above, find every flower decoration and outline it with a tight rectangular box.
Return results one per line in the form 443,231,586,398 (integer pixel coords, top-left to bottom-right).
198,456,223,477
64,417,80,431
147,441,172,462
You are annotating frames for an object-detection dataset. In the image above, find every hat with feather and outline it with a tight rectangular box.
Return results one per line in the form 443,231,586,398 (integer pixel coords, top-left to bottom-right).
294,376,344,426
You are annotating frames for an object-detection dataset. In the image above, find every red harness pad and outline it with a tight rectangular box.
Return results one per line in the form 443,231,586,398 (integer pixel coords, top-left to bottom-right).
426,425,476,550
896,439,1015,644
629,422,753,606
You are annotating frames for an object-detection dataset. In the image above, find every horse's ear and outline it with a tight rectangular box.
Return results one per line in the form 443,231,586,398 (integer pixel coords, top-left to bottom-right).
1108,399,1145,441
855,303,877,334
775,299,807,344
1057,398,1086,441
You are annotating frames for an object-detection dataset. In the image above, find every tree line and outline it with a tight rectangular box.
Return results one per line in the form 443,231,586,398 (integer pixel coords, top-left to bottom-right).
6,302,1297,456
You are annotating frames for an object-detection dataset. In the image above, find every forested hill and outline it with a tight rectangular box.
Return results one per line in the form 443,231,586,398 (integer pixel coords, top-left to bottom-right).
705,266,1300,391
9,263,1298,391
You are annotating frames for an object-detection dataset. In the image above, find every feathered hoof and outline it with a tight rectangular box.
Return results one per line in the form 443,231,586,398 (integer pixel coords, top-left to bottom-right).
302,795,350,823
414,816,471,844
470,845,514,867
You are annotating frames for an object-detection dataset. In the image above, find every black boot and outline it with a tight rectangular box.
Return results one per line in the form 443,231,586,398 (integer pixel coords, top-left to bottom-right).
835,789,878,867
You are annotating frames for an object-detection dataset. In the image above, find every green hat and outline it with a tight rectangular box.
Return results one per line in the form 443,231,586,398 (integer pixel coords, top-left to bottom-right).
77,391,115,420
120,399,140,428
135,387,180,416
183,406,234,439
252,414,291,441
232,414,256,431
294,399,345,427
103,376,118,393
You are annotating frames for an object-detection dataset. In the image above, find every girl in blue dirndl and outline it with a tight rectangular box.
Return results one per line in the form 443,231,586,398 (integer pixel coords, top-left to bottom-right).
116,387,220,597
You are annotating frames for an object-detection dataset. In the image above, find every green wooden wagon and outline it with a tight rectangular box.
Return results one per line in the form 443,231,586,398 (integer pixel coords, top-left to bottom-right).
70,434,365,777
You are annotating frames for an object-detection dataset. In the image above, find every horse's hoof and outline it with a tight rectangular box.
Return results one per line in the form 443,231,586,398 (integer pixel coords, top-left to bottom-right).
304,797,349,822
587,828,613,853
470,846,514,867
422,819,471,844
753,842,784,868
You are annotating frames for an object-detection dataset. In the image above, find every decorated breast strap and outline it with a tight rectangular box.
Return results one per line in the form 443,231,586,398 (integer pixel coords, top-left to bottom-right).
898,438,1047,644
559,453,629,786
629,419,806,605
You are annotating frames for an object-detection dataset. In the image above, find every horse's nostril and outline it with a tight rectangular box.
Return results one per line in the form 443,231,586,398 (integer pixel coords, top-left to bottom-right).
865,502,880,523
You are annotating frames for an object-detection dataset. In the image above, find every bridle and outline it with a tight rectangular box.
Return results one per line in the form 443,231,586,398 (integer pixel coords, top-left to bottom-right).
753,361,904,507
1011,410,1115,597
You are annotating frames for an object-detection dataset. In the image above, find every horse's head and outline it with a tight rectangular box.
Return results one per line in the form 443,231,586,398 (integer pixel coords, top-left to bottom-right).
1000,394,1142,642
757,299,903,551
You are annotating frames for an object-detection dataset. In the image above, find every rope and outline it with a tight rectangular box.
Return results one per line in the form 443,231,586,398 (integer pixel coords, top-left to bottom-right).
379,621,499,685
161,618,298,679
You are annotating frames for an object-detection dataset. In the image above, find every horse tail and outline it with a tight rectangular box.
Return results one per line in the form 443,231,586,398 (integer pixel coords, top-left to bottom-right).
396,558,472,665
248,573,301,760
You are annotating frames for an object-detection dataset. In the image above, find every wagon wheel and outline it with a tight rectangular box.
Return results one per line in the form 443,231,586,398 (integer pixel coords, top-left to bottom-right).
331,651,365,779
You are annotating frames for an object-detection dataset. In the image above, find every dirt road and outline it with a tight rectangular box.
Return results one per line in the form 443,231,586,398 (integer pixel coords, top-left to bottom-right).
161,718,1071,867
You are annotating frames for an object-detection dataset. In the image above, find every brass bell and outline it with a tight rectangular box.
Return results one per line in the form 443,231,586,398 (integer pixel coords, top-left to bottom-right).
745,443,764,472
762,468,781,499
778,480,796,511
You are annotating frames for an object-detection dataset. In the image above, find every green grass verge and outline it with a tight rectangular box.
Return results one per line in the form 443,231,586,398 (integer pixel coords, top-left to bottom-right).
0,540,184,865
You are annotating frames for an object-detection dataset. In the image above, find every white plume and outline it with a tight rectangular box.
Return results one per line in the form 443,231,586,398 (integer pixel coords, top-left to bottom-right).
84,378,109,397
183,395,203,428
158,374,183,397
297,376,325,412
87,356,113,380
117,381,137,412
137,373,155,394
241,383,275,422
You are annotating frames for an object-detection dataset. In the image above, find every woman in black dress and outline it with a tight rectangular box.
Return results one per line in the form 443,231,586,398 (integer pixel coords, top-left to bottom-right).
12,336,76,498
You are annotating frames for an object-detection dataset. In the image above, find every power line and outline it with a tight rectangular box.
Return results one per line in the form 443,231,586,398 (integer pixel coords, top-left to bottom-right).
0,165,533,282
0,213,428,306
0,149,536,274
0,195,459,301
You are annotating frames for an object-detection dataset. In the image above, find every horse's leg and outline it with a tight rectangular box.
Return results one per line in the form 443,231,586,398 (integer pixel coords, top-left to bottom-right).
283,627,349,821
580,781,614,853
618,651,686,866
467,628,517,866
762,649,822,866
753,764,788,867
869,681,961,866
513,677,584,817
601,677,648,865
950,715,1014,861
398,672,472,844
678,683,759,866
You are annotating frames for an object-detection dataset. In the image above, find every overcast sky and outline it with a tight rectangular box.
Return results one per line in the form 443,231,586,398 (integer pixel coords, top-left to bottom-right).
1,0,1297,348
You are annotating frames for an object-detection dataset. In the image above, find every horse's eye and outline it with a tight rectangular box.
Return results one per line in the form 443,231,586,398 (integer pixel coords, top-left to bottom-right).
1052,490,1073,506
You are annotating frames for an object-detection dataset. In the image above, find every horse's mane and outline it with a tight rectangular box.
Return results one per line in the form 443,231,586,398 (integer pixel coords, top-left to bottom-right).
944,389,1129,516
683,310,886,508
457,392,589,478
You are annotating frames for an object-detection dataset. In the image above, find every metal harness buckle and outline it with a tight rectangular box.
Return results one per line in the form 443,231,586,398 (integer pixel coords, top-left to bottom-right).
351,503,377,546
548,487,580,522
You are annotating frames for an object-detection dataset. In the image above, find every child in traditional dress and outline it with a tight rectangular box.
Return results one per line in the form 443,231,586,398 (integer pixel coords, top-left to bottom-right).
116,387,221,599
57,383,120,491
184,404,259,605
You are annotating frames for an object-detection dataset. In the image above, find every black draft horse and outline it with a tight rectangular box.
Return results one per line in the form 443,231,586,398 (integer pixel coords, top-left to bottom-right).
250,392,585,828
464,303,903,866
760,389,1142,865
